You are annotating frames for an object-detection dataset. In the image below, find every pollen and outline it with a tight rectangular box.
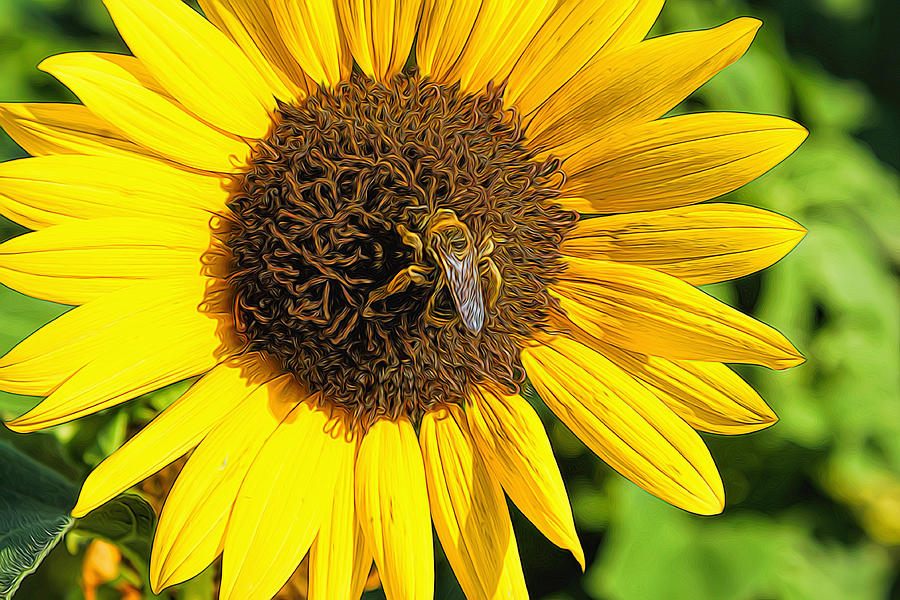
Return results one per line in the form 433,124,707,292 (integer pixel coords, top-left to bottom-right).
223,72,576,425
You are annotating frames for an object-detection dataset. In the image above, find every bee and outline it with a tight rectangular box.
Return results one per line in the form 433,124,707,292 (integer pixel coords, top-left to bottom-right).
425,210,491,333
362,209,502,335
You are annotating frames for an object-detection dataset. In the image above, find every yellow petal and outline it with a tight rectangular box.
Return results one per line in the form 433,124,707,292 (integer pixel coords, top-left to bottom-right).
0,102,156,159
0,217,208,305
0,154,226,231
269,0,350,88
0,276,206,397
602,0,664,47
336,0,423,82
197,0,309,99
197,0,295,100
506,0,661,114
447,0,554,94
552,197,602,213
466,386,583,569
101,0,274,138
522,335,725,515
40,52,250,172
4,277,221,432
416,0,480,83
554,258,804,369
355,417,433,600
591,343,777,434
420,407,528,600
221,403,355,600
527,18,760,156
150,375,296,591
308,436,370,600
562,203,807,285
350,521,375,600
72,356,272,517
561,113,809,213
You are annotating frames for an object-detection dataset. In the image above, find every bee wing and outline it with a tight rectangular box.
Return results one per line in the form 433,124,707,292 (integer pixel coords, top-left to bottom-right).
439,248,485,334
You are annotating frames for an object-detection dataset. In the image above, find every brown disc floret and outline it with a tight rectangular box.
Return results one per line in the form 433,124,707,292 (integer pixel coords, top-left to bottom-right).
223,71,576,425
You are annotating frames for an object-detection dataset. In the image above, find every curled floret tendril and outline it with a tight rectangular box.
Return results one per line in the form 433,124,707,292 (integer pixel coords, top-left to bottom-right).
223,71,576,425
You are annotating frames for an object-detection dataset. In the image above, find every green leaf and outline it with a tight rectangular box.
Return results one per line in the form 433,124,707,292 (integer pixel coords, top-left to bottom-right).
71,494,156,577
0,426,83,485
0,442,77,599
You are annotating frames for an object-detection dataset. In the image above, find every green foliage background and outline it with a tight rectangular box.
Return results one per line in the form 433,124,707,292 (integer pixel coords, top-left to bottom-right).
1,0,898,598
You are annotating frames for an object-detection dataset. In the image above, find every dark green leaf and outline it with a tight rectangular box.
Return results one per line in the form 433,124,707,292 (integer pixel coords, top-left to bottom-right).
0,442,77,599
72,494,156,577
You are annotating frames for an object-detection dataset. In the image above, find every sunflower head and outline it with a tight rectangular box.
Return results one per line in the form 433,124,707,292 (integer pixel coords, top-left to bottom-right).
0,0,808,598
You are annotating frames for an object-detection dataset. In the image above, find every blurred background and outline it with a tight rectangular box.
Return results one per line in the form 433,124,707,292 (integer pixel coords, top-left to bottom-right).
1,0,898,598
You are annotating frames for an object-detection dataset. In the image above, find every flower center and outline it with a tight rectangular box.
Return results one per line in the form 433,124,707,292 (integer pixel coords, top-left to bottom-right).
224,72,575,424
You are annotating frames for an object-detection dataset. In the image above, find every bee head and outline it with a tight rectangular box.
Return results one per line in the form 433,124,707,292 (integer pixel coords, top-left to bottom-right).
424,208,473,263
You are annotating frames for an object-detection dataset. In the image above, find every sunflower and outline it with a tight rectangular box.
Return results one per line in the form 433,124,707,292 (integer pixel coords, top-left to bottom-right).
0,0,806,598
